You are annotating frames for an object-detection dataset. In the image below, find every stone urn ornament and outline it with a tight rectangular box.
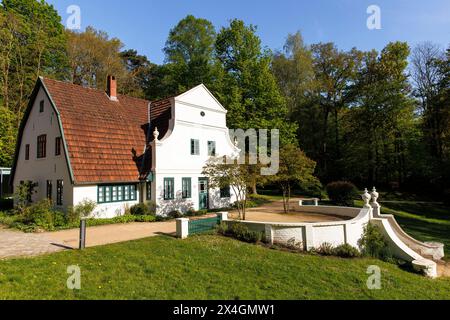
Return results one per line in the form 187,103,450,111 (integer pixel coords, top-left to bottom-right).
371,187,379,206
361,188,372,208
153,127,160,141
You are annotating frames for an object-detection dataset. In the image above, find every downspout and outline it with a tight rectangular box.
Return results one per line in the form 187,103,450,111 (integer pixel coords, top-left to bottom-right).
139,102,152,204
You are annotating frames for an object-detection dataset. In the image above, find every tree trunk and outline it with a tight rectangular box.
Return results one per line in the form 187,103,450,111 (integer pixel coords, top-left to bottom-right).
251,182,258,195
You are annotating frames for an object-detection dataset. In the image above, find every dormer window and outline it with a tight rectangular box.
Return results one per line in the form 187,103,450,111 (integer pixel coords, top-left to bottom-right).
39,100,44,113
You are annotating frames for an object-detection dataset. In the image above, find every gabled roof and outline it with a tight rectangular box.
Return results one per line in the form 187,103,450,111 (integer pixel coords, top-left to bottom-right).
175,84,228,113
11,77,173,185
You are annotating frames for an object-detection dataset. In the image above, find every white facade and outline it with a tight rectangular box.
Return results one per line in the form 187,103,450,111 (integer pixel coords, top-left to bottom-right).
151,85,239,216
13,83,239,218
72,185,140,218
12,87,73,210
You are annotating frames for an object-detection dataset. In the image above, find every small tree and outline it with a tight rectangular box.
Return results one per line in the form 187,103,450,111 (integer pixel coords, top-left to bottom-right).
202,156,251,220
14,181,38,215
271,145,320,213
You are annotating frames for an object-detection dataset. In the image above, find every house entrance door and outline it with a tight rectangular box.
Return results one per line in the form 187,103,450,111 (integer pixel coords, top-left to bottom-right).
198,178,209,210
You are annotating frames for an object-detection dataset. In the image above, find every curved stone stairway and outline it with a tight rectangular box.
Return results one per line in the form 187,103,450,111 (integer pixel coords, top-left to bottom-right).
364,188,445,278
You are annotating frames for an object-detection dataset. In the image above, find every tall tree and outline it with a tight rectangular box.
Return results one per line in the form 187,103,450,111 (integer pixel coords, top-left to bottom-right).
0,0,68,167
345,42,416,187
67,26,127,90
309,43,362,180
0,0,68,125
120,49,155,98
411,43,448,161
272,31,314,117
215,19,297,145
163,15,220,93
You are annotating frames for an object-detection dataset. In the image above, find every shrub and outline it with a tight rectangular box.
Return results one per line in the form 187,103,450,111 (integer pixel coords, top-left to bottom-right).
315,242,335,256
20,199,66,230
146,201,157,215
130,201,157,216
217,222,229,235
185,209,208,217
74,199,97,219
222,222,263,243
65,206,79,224
167,210,182,219
334,244,360,258
358,223,392,260
130,203,150,216
132,215,156,223
326,181,358,207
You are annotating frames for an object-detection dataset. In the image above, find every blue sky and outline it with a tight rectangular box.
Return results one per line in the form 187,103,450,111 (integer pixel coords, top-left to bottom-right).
48,0,449,64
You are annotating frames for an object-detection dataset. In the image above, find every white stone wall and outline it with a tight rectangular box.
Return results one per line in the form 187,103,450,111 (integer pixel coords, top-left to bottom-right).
271,226,306,246
231,207,371,251
222,204,440,277
13,87,73,211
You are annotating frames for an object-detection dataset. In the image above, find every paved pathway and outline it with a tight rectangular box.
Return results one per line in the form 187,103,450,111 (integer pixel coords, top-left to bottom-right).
0,221,176,260
0,227,64,259
43,221,176,249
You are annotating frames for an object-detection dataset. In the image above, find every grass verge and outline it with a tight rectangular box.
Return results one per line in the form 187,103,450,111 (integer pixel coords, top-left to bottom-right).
0,235,449,300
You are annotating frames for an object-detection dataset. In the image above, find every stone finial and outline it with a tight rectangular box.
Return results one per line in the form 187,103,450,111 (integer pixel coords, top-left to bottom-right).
153,127,159,141
361,188,372,208
371,187,379,205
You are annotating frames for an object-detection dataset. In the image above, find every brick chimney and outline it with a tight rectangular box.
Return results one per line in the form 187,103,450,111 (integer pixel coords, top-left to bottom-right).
107,75,118,101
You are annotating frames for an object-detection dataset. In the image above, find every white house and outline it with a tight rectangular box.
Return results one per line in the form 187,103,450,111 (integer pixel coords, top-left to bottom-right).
11,76,239,218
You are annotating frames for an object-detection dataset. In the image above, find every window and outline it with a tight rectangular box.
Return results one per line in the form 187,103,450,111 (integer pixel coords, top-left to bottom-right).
46,180,52,200
190,139,199,155
56,180,63,205
39,100,44,113
26,180,33,202
208,141,216,156
25,144,30,160
37,135,46,158
182,178,191,199
146,182,152,200
97,184,137,203
55,137,62,156
220,186,231,198
164,178,174,200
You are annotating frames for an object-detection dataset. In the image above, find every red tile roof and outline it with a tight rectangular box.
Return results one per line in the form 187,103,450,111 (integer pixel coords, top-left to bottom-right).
42,78,172,184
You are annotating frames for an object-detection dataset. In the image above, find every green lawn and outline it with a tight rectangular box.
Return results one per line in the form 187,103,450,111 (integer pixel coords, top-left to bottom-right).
354,200,450,260
0,235,449,300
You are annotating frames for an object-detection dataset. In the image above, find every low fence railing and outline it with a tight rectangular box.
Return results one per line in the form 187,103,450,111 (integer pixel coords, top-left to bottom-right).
176,212,228,239
188,215,221,235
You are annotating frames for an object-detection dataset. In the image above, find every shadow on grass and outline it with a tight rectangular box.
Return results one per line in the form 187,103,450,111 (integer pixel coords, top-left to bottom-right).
381,201,450,221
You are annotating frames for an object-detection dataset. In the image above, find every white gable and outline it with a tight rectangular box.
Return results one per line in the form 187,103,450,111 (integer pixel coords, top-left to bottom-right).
175,84,227,113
